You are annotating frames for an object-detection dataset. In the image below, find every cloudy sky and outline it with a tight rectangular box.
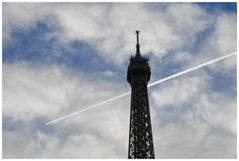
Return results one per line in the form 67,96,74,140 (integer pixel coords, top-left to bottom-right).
2,2,237,158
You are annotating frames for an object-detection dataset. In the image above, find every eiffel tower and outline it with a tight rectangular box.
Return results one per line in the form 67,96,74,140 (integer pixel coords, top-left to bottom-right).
127,31,155,159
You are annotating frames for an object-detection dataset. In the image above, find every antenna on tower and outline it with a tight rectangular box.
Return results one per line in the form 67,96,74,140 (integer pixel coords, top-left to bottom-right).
135,30,141,57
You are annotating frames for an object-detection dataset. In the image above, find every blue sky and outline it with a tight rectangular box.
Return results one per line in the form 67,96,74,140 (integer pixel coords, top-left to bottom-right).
2,2,237,158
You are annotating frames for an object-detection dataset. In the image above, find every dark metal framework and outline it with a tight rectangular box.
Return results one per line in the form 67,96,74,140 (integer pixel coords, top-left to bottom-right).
127,31,155,159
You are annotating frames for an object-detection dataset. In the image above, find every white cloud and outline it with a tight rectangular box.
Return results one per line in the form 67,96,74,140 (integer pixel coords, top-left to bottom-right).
3,3,55,45
204,13,237,74
152,72,210,107
3,61,130,158
150,70,236,158
3,3,215,65
174,12,236,74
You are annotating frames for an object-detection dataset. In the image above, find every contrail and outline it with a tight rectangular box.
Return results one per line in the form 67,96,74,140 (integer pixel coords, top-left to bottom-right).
45,92,131,125
45,51,236,125
148,51,236,87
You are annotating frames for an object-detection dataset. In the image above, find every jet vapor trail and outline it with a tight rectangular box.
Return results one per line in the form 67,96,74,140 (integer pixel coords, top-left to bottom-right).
45,92,131,125
45,51,236,126
148,51,236,87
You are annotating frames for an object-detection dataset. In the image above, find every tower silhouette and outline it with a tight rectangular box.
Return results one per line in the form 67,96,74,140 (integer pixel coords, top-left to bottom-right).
127,31,155,159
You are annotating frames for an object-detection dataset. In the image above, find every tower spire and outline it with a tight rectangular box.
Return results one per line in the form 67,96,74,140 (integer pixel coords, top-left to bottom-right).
135,30,141,57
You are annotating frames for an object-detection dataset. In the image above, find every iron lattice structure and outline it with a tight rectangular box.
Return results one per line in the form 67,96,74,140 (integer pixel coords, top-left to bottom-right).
127,31,155,159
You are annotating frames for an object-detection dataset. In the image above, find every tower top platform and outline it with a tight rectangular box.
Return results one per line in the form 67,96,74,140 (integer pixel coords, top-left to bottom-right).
127,31,151,83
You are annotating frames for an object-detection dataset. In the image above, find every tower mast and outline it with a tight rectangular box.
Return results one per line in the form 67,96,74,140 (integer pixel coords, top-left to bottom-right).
135,30,140,57
127,31,155,159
